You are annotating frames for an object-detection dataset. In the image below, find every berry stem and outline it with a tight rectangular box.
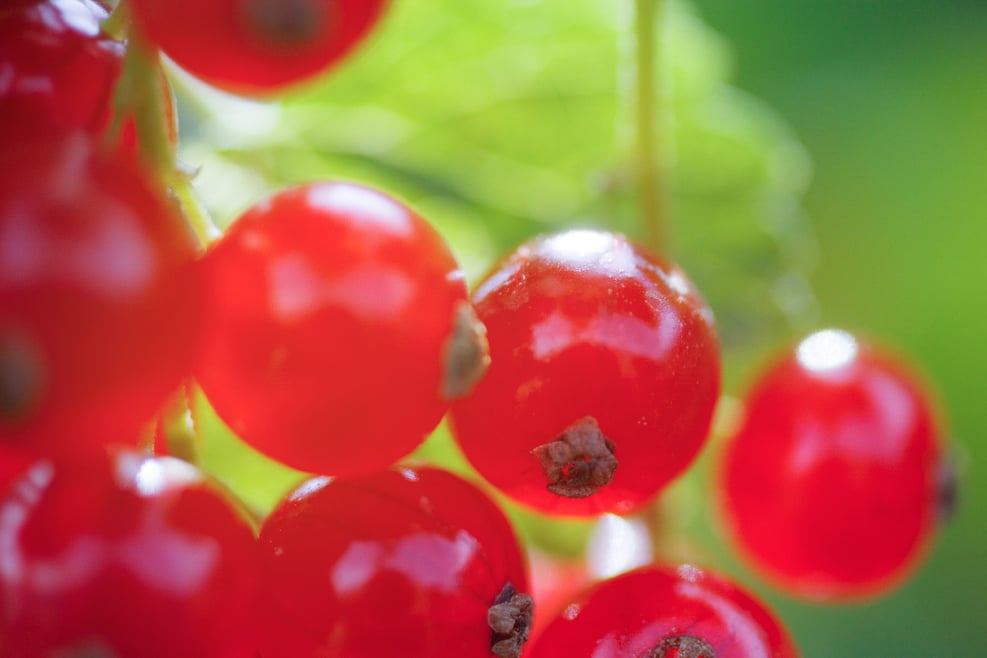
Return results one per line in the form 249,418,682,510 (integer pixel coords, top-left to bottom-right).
105,10,220,248
631,0,667,255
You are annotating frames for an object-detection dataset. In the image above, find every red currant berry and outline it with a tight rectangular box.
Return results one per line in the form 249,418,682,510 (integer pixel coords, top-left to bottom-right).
0,448,261,658
258,464,532,658
450,229,720,516
718,329,948,600
528,564,799,658
128,0,388,94
0,133,202,455
0,444,32,492
195,181,486,475
0,0,175,155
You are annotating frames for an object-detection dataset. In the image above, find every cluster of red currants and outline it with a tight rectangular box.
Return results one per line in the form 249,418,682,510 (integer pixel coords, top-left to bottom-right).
0,1,953,657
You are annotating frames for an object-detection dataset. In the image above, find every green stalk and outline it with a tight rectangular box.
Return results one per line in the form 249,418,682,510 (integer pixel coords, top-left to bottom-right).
104,7,213,463
106,10,219,248
632,0,666,255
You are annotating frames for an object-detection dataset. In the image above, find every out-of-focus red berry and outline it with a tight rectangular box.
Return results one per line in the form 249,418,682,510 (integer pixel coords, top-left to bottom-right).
0,448,261,658
0,133,202,455
719,329,948,600
128,0,389,94
258,464,532,658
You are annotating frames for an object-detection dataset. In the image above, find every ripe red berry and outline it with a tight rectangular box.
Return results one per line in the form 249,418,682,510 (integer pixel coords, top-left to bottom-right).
0,449,261,658
195,181,486,476
0,0,175,155
718,329,948,600
450,229,720,516
258,464,533,658
528,564,799,658
0,133,202,455
128,0,388,94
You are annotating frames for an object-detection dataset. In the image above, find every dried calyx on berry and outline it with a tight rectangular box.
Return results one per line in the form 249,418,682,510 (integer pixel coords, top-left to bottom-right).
488,582,534,658
646,635,717,658
531,417,618,498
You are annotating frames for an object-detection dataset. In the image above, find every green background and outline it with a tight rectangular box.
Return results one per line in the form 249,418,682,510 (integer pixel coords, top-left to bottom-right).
691,0,987,654
177,0,987,654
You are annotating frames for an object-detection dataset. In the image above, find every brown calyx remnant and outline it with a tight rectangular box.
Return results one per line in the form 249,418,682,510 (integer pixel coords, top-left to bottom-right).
645,634,716,658
441,301,490,400
241,0,326,46
937,451,959,523
0,331,42,425
488,582,534,658
531,417,617,498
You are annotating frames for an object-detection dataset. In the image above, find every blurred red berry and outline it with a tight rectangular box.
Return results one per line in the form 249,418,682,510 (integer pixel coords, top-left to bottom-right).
258,464,532,658
128,0,388,94
0,133,202,455
528,564,799,658
0,449,261,658
719,329,949,600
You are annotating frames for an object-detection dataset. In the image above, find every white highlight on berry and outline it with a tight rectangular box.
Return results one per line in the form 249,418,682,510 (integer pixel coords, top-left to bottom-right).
539,230,636,276
797,328,858,373
307,184,412,237
586,513,652,580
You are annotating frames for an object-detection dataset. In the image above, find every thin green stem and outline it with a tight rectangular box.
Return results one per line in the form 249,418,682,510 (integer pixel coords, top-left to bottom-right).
105,13,219,248
633,0,666,255
100,1,128,40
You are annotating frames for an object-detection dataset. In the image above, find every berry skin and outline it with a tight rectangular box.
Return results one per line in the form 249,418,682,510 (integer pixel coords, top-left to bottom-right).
719,329,947,600
195,181,485,476
257,464,533,658
528,564,799,658
0,0,175,155
0,449,262,658
0,133,202,455
128,0,388,94
450,229,720,516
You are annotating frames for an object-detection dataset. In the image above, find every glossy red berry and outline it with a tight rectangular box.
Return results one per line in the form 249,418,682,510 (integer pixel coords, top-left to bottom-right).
528,564,799,658
258,464,532,658
0,449,261,658
0,133,202,455
450,229,720,516
128,0,388,94
718,329,948,600
0,0,175,155
195,181,485,475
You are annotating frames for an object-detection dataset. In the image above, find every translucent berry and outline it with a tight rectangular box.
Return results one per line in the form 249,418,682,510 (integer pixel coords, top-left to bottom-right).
450,229,720,515
128,0,388,94
0,133,201,455
528,564,799,658
0,0,175,156
258,464,532,658
719,329,949,600
0,449,261,658
195,181,486,475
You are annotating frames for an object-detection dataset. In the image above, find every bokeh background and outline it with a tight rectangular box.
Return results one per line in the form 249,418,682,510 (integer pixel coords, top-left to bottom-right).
176,0,987,654
691,0,987,654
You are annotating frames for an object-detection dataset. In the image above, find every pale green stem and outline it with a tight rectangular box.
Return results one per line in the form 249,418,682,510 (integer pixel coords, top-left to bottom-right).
633,0,666,255
106,11,219,248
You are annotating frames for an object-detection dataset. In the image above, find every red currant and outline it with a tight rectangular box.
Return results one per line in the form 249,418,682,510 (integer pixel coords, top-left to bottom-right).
528,564,799,658
0,448,261,658
257,464,533,658
0,0,175,156
0,133,202,455
450,229,720,516
195,181,486,476
128,0,388,94
0,444,31,492
718,329,948,600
